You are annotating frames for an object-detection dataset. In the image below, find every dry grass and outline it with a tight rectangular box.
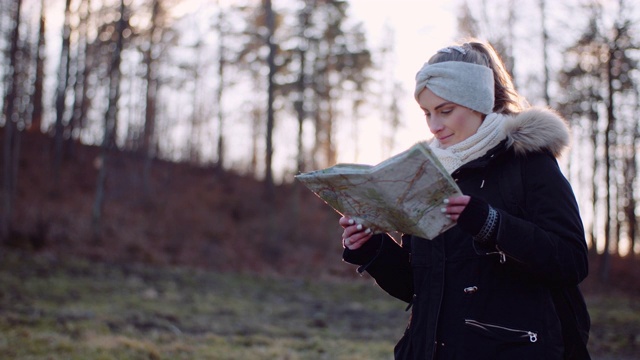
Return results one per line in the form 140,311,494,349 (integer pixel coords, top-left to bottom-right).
1,251,639,359
0,251,406,359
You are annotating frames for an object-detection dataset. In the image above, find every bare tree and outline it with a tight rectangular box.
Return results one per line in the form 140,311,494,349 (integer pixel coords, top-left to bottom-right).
602,16,637,278
539,0,551,106
92,0,128,239
1,0,23,241
222,2,265,176
295,3,310,174
140,0,163,197
264,0,276,198
68,0,93,157
302,1,372,168
558,2,638,279
623,86,639,258
187,39,204,164
458,0,516,78
214,1,226,171
378,24,402,159
52,0,73,194
29,0,46,133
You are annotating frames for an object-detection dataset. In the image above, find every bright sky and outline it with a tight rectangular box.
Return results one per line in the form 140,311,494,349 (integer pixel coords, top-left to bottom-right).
344,0,457,164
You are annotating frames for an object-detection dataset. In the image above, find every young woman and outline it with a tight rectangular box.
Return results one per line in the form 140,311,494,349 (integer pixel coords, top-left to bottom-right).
339,41,591,360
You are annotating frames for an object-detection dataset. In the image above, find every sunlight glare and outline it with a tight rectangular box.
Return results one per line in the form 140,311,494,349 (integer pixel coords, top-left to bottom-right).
344,0,454,164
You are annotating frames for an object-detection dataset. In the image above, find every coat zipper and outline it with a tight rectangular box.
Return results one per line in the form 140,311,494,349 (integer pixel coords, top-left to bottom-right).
464,319,538,343
430,243,447,359
485,246,506,264
495,245,506,264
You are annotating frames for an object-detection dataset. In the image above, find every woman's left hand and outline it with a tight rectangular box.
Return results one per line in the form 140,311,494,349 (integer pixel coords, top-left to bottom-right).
339,216,373,250
442,195,471,221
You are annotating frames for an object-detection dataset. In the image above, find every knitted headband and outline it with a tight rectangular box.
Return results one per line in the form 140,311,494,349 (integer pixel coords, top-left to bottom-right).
414,61,495,115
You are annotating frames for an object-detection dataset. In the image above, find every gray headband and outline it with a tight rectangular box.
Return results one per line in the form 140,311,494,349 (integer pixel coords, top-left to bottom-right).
414,61,495,115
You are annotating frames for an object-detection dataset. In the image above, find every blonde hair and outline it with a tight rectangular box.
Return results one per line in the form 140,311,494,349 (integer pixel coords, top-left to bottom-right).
428,40,525,115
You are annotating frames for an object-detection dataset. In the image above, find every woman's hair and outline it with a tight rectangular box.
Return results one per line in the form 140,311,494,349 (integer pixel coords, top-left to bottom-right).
428,40,525,115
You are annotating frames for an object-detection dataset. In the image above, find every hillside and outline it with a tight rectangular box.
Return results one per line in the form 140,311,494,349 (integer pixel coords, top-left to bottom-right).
4,129,350,278
3,129,640,291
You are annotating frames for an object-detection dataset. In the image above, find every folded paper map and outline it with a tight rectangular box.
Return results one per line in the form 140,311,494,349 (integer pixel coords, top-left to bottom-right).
295,142,462,240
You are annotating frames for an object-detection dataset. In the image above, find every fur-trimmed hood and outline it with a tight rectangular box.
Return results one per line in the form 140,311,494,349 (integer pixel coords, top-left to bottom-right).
503,107,570,158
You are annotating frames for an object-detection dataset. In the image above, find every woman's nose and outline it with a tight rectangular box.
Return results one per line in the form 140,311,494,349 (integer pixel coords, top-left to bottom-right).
428,117,443,134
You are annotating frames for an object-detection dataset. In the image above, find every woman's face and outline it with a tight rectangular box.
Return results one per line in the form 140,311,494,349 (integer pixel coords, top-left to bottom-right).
417,87,484,148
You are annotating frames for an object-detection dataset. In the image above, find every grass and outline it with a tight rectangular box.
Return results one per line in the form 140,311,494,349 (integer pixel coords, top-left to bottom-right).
585,292,640,358
0,251,406,359
0,250,638,359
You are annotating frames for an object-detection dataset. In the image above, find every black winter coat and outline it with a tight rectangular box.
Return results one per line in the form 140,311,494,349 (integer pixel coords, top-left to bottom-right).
343,108,590,360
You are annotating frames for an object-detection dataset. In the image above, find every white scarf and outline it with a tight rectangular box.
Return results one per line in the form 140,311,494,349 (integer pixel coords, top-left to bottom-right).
430,113,508,174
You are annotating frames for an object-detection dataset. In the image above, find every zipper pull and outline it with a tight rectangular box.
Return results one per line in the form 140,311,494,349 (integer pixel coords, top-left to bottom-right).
528,332,538,343
499,251,506,264
405,294,416,311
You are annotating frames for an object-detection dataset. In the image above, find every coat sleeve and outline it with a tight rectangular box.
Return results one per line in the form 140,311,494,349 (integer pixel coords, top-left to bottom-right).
343,234,414,303
495,152,589,286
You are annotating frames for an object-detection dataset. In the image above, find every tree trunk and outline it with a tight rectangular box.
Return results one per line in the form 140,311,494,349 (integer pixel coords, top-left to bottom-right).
214,1,226,171
589,113,599,256
92,0,127,239
539,0,551,106
1,0,23,242
250,106,260,176
68,0,92,158
52,0,73,195
29,0,46,133
600,47,616,282
142,0,160,198
264,0,276,199
293,5,309,241
188,40,204,164
296,48,306,174
624,88,639,257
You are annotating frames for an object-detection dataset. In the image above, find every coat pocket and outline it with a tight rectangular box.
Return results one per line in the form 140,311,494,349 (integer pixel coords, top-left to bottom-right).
462,319,541,360
465,319,538,343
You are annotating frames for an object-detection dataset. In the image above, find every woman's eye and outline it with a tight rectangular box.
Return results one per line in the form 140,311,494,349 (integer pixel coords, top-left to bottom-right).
441,108,452,114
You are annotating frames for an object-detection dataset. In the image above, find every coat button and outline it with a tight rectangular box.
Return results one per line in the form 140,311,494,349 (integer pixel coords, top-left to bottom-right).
463,286,478,294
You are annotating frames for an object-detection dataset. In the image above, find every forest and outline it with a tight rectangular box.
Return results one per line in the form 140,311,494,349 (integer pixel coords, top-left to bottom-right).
1,0,640,358
0,0,640,304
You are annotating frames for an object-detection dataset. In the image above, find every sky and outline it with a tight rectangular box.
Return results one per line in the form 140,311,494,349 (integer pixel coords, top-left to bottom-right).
342,0,457,164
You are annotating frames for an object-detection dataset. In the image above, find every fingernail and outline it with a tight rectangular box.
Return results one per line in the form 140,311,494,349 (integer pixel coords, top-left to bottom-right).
365,228,372,234
445,214,451,219
348,219,355,225
443,199,450,204
356,224,363,231
440,208,447,213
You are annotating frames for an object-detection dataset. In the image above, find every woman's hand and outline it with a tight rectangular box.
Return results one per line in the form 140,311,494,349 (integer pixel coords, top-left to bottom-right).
339,216,373,250
338,195,469,250
442,195,471,221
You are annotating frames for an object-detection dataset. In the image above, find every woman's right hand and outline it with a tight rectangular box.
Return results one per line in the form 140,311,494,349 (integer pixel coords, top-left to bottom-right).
339,216,373,250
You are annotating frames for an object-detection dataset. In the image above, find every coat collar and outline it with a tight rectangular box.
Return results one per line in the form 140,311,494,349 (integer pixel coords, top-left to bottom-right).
454,107,570,171
503,107,570,159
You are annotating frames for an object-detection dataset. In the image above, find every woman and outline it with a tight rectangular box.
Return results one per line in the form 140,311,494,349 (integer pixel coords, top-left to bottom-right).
339,40,590,360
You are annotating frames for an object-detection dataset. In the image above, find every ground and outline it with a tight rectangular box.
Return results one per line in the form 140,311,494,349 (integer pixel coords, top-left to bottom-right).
1,129,639,358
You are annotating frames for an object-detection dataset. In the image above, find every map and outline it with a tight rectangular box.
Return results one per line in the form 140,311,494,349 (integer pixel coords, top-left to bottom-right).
295,141,462,240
